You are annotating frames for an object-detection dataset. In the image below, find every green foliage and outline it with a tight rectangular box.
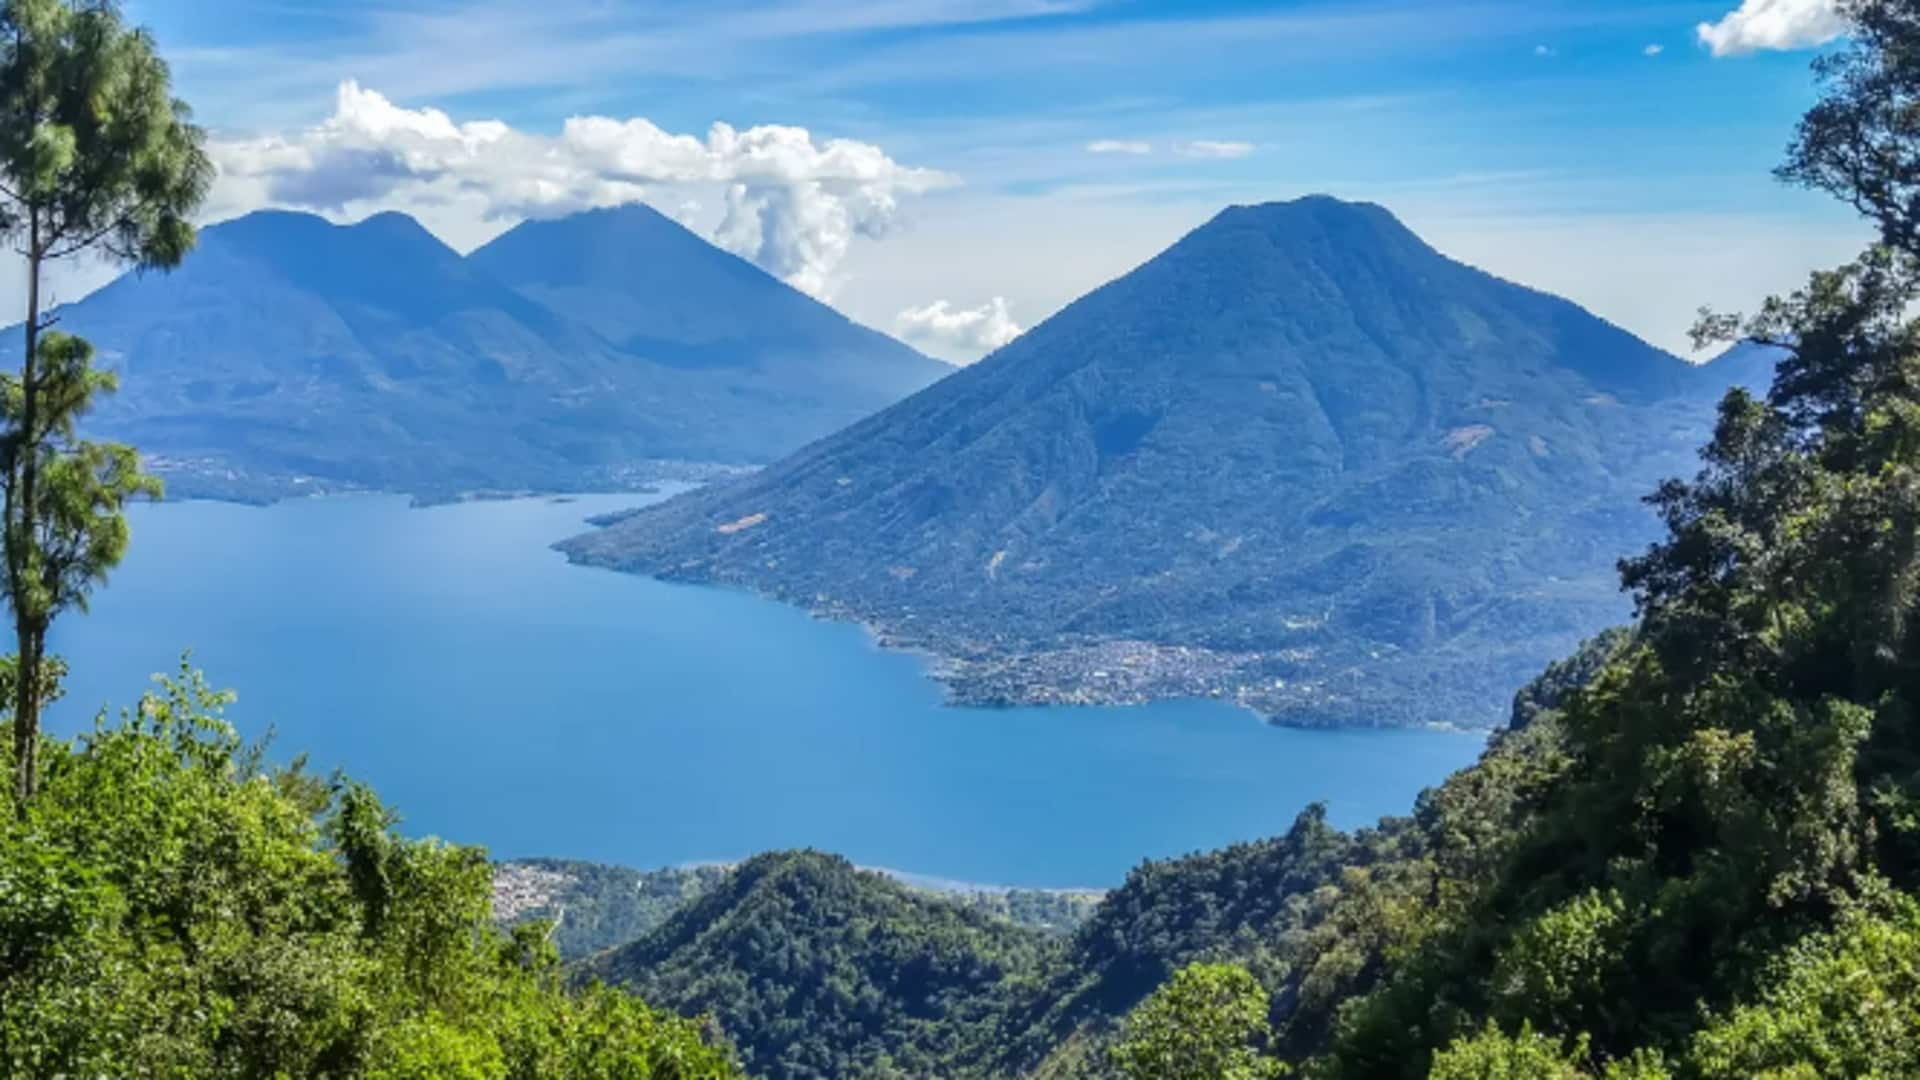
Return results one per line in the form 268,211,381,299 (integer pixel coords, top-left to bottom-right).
1426,1025,1590,1080
0,662,742,1078
1110,963,1285,1080
1062,803,1362,1018
1486,891,1629,1037
588,851,1055,1080
2,332,161,609
1779,0,1920,254
1687,890,1920,1079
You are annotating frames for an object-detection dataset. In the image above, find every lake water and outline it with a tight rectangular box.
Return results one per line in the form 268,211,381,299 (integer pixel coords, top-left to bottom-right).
45,491,1486,888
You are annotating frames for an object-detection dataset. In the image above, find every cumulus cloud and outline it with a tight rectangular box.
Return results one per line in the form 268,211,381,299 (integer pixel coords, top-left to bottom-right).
1644,43,1665,56
1697,0,1846,57
1176,140,1255,160
209,81,955,297
1087,139,1152,155
895,297,1023,356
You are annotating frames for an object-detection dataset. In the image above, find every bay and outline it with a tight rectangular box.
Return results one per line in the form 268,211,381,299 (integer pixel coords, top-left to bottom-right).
46,491,1486,888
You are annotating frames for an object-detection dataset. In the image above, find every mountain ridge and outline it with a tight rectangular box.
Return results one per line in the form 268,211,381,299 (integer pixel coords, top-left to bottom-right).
37,202,949,502
561,194,1753,728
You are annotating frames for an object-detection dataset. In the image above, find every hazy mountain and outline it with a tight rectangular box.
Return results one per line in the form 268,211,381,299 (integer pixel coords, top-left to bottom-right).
1693,340,1783,401
45,205,946,500
562,196,1751,728
469,204,937,405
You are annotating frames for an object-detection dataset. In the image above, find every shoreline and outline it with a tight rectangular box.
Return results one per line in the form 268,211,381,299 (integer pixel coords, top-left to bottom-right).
141,459,754,510
499,853,1114,902
556,541,1499,735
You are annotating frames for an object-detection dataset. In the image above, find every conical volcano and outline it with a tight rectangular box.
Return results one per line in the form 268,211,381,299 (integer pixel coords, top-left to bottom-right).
564,196,1739,726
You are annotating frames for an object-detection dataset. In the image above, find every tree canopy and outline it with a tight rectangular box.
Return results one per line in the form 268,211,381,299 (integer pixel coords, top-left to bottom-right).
0,662,743,1078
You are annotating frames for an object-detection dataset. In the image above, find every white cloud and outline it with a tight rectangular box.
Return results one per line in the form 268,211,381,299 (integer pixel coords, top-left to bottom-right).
1176,140,1255,160
1644,43,1665,56
1087,139,1152,155
1697,0,1846,57
208,80,955,297
895,297,1024,358
1533,44,1556,57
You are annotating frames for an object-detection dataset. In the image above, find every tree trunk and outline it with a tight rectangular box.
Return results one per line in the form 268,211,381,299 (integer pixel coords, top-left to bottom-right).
12,625,37,813
10,219,41,816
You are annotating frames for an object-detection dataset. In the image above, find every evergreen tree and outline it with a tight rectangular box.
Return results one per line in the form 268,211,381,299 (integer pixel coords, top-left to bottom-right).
0,0,208,810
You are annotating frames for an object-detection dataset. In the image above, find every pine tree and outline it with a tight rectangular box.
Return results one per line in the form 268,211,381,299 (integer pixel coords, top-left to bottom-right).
0,0,209,810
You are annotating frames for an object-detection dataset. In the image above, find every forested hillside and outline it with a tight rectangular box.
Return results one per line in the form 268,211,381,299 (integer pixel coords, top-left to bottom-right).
587,852,1057,1079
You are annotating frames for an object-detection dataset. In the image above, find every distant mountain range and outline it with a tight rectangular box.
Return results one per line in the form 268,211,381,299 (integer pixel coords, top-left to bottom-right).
41,203,947,501
562,196,1767,728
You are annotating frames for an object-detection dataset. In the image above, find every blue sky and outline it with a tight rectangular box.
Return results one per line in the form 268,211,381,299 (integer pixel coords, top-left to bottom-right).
107,0,1866,361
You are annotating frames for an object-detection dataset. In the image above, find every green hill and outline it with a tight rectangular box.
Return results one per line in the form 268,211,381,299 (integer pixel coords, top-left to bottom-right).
584,851,1055,1079
493,857,1103,963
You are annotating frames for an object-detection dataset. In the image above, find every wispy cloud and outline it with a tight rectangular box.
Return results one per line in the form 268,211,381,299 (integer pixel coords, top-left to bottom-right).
1176,140,1255,159
159,0,1112,126
709,0,1103,36
1087,139,1152,154
1697,0,1845,58
1643,43,1664,57
209,81,955,297
771,2,1690,102
164,0,1726,135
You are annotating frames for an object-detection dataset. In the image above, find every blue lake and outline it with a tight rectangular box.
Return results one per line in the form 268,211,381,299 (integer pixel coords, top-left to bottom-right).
46,491,1486,888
